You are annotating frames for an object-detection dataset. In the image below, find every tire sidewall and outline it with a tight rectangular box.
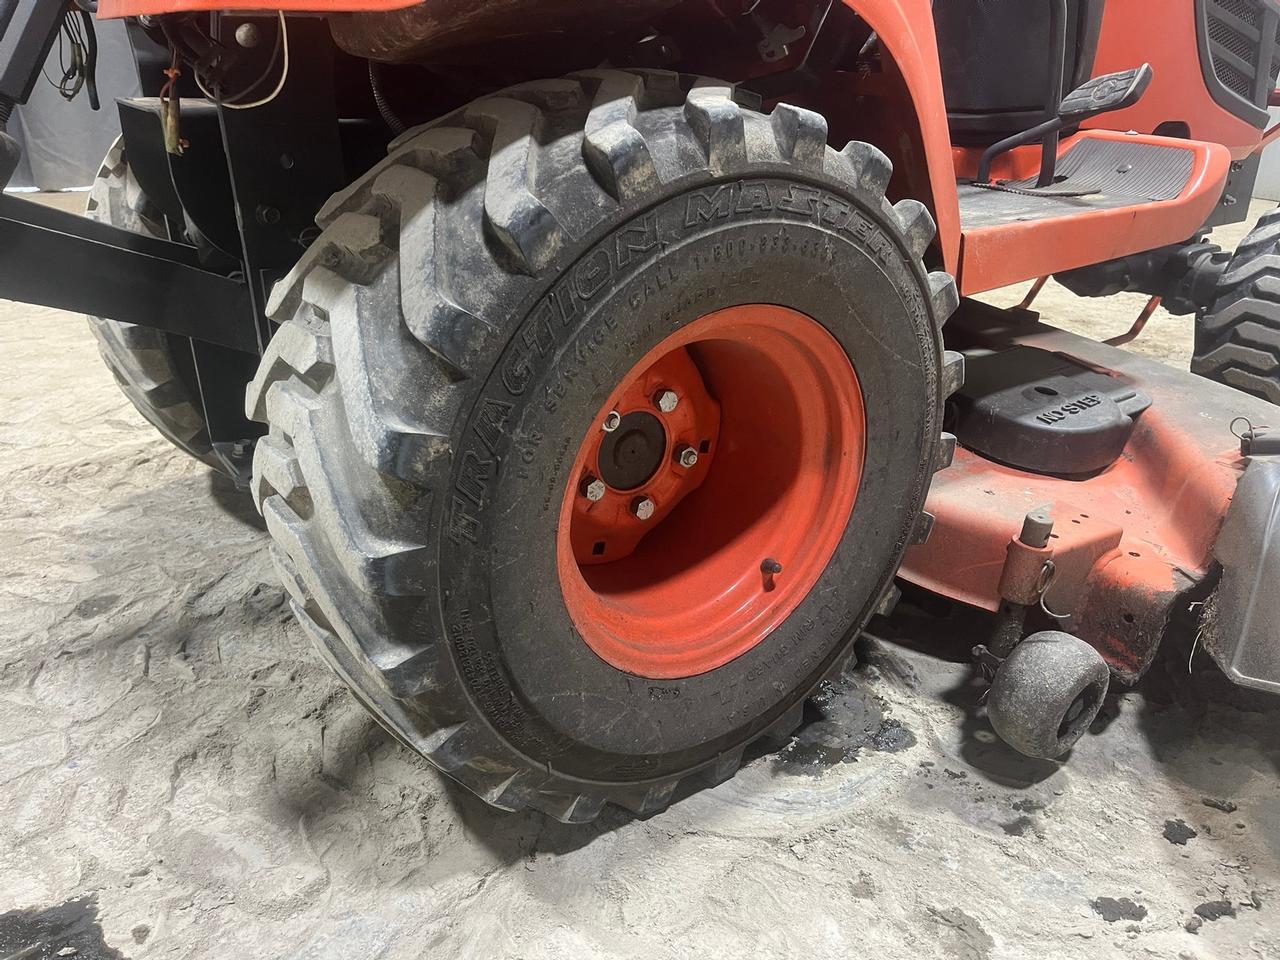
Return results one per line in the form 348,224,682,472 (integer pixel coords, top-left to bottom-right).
437,172,940,783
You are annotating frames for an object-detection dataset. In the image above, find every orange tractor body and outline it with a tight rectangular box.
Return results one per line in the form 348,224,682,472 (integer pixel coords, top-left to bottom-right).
95,0,1266,293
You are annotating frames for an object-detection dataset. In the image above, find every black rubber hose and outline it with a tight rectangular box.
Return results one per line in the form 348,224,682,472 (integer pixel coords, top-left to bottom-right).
368,61,405,135
79,8,99,110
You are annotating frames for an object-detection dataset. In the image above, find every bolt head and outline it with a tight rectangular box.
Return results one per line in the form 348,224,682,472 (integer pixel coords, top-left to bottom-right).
583,478,606,502
655,389,679,413
234,22,261,48
632,496,656,521
676,445,698,469
602,411,622,432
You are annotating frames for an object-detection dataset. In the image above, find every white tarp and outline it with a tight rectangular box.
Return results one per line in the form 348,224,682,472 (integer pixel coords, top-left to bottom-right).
8,17,141,191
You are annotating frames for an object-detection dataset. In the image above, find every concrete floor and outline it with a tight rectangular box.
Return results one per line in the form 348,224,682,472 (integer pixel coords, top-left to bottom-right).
1,196,1278,960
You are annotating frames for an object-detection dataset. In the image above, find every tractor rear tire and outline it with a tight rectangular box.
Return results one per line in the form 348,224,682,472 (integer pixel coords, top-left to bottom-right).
1193,207,1280,403
85,140,224,473
247,71,961,821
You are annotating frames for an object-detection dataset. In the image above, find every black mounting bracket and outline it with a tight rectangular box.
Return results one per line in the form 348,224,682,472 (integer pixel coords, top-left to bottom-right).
0,194,259,353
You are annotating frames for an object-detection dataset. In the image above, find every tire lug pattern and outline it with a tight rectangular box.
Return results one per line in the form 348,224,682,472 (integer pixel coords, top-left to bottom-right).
831,140,893,196
576,69,662,200
83,139,225,472
464,97,568,274
1194,205,1280,403
894,198,936,260
768,102,828,169
684,83,747,174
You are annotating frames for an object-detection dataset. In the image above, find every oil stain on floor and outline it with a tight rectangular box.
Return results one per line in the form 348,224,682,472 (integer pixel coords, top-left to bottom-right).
0,895,126,960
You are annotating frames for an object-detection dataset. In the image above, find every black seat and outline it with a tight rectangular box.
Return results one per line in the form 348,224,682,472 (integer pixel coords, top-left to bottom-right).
935,0,1106,146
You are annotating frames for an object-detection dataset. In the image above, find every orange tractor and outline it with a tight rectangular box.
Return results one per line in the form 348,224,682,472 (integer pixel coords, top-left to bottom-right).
2,0,1278,820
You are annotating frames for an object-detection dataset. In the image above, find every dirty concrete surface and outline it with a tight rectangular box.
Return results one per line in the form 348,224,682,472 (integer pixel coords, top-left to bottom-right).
1,194,1278,960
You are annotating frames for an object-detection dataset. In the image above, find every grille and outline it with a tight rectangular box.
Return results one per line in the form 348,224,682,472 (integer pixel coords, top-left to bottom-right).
1204,0,1275,106
1273,21,1280,81
1219,0,1262,27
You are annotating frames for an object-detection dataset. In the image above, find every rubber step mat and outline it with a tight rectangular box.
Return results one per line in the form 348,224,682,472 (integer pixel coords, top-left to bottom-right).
958,137,1196,229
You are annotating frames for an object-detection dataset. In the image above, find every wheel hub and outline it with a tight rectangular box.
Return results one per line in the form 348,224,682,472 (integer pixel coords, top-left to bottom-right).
598,411,668,491
567,346,721,567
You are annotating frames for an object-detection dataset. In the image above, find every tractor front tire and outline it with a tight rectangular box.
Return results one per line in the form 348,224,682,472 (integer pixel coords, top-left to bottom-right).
247,71,960,821
1193,207,1280,403
85,140,224,473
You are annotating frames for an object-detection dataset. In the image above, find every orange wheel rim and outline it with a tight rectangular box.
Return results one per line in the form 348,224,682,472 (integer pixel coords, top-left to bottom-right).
556,304,866,679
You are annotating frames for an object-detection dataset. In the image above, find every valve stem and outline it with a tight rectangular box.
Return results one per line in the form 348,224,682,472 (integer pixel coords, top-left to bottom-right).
761,557,783,592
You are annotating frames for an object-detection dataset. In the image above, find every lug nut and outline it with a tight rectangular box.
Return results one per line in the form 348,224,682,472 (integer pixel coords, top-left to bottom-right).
602,410,621,432
581,476,606,502
632,496,656,521
655,389,679,413
675,445,698,469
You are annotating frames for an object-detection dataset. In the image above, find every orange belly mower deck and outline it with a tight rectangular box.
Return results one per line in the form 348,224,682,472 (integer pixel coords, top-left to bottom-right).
900,301,1270,685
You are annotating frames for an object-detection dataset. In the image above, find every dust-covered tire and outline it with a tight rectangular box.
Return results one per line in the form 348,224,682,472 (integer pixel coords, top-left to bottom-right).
1193,207,1280,403
85,140,223,472
246,71,962,821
